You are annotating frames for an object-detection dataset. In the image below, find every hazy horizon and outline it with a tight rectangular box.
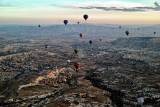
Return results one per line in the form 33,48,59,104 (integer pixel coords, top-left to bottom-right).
0,0,160,24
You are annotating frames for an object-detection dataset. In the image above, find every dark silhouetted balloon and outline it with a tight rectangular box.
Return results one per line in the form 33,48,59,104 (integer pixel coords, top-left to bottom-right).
64,20,68,25
125,30,130,36
89,40,92,44
83,14,88,20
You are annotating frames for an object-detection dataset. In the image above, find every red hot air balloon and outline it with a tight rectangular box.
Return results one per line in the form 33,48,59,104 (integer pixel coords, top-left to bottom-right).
74,62,80,70
80,33,83,38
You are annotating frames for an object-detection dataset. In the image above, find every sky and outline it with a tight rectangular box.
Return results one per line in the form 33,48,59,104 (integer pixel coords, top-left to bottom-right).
0,0,160,25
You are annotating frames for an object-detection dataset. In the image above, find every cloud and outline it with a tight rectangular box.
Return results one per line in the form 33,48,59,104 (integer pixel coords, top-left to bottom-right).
0,4,12,7
80,6,155,12
52,4,75,9
154,2,160,11
154,2,160,7
58,1,160,12
0,3,20,8
65,1,144,8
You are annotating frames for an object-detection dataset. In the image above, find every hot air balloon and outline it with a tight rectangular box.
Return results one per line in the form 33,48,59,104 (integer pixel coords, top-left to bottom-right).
67,60,71,64
77,22,80,24
64,20,68,25
125,30,130,36
74,62,80,70
63,78,67,82
119,26,122,29
38,24,41,28
89,40,92,45
154,32,156,34
54,66,57,69
138,28,140,30
23,53,26,56
38,71,42,76
74,49,79,54
137,98,144,105
157,83,160,87
45,45,49,49
99,37,102,42
80,33,83,38
83,14,88,20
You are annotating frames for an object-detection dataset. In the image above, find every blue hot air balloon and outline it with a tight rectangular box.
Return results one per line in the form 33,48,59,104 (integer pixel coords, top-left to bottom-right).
64,20,68,25
89,40,92,45
38,71,42,74
45,45,49,49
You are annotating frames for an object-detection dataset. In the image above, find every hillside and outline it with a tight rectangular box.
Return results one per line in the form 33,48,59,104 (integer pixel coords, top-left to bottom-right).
111,37,160,51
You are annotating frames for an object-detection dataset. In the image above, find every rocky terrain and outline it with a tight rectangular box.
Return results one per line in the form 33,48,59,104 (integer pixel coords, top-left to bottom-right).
0,24,160,106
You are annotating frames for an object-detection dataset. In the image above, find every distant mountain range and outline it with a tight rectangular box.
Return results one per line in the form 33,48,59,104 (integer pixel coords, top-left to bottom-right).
0,24,160,40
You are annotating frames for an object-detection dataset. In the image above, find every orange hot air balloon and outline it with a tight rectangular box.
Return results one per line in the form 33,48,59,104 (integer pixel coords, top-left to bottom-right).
80,33,83,38
157,83,160,87
23,53,26,56
74,62,80,70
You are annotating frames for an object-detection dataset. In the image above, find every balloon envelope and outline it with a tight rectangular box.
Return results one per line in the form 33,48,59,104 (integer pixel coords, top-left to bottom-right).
99,37,102,41
89,40,92,44
38,71,42,74
137,98,144,103
63,78,67,82
125,30,130,36
74,62,80,70
64,20,68,25
23,53,26,56
80,33,83,38
67,60,71,64
54,66,57,69
83,14,88,20
74,49,79,54
45,45,49,49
